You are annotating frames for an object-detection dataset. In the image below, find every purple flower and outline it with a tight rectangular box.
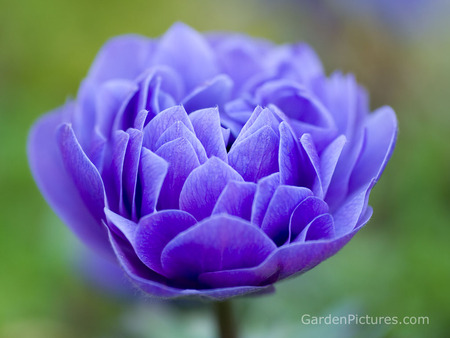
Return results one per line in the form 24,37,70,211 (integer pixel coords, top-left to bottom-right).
27,23,397,300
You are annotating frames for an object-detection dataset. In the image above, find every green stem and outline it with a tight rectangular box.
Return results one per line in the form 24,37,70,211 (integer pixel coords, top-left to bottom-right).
215,300,238,338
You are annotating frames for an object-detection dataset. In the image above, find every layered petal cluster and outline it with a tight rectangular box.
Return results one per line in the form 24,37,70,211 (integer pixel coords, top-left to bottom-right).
28,23,397,300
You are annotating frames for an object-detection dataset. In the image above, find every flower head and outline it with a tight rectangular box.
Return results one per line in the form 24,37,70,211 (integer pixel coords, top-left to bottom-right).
28,23,397,300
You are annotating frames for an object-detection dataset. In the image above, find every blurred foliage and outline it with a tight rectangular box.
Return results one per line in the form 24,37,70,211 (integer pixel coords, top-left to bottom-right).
1,0,449,337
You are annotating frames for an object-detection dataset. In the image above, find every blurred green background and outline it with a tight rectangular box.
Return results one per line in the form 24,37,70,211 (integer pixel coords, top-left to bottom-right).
1,0,450,337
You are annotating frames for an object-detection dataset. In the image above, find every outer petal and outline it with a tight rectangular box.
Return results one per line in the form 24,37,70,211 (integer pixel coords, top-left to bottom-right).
28,107,112,257
161,215,277,279
106,225,169,287
134,210,197,275
199,217,367,289
333,179,375,236
325,127,365,209
109,218,275,299
71,79,97,150
57,123,106,224
179,157,243,221
109,224,275,300
349,106,398,191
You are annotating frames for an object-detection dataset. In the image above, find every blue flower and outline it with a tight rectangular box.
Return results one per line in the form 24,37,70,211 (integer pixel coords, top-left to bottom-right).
28,23,397,300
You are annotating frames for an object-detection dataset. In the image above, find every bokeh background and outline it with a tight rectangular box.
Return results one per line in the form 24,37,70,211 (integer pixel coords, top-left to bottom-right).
1,0,450,337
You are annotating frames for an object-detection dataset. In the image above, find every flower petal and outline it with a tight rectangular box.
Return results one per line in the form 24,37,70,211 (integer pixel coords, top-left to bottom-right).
86,127,107,172
102,130,128,215
123,128,143,221
315,72,367,142
153,22,218,91
251,172,280,226
95,80,138,138
72,80,96,150
269,43,324,83
320,135,347,196
134,210,197,275
289,196,329,241
182,74,233,113
28,106,111,257
274,225,364,282
133,109,148,131
232,107,280,146
228,126,280,182
137,70,177,118
154,121,207,164
114,71,168,131
189,107,228,162
139,147,168,216
143,105,194,151
234,105,264,137
349,106,398,191
88,35,154,84
255,80,336,150
255,81,330,126
109,220,274,300
261,185,312,245
212,181,257,221
110,224,274,299
57,123,106,223
161,215,277,279
199,224,362,289
294,213,335,242
155,138,200,210
106,224,169,284
278,121,302,186
212,34,270,90
179,157,243,221
221,127,231,147
104,208,137,244
299,133,323,197
333,179,375,236
325,128,365,209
